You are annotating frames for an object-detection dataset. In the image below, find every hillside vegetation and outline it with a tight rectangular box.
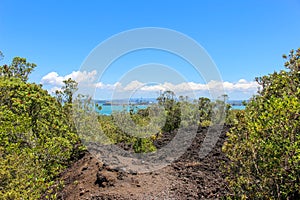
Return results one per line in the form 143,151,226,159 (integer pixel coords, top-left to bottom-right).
0,57,84,199
223,48,300,199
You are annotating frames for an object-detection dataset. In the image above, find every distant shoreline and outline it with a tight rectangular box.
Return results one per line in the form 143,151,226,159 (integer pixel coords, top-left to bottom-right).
97,103,245,115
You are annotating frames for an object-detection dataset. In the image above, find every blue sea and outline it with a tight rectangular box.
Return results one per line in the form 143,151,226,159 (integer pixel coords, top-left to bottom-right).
98,104,148,115
98,104,245,115
231,105,246,110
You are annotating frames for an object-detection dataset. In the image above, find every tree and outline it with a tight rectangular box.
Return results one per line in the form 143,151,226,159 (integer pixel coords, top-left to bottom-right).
0,57,82,199
157,90,181,132
61,78,78,104
221,94,229,103
198,97,212,127
0,57,36,82
223,48,300,199
157,90,176,110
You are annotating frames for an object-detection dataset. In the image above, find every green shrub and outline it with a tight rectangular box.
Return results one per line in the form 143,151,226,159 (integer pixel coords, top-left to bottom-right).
97,114,157,153
0,57,82,199
223,48,300,199
133,138,156,153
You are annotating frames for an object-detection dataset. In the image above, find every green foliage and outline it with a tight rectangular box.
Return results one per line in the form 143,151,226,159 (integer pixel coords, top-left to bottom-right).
198,97,212,127
98,115,133,144
157,91,181,132
55,78,78,105
156,91,232,132
223,48,300,199
225,109,243,126
179,98,199,128
96,114,157,153
133,138,156,153
211,99,230,125
0,57,36,82
0,57,82,199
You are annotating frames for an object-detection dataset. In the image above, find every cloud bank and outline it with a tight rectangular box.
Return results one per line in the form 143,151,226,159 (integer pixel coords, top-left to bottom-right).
41,71,259,100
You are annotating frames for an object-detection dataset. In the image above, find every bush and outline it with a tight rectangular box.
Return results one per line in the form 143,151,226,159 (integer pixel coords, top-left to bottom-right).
97,114,157,153
0,58,83,199
223,48,300,199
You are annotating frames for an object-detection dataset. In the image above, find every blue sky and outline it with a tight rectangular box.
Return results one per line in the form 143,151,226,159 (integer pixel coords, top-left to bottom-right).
1,0,300,100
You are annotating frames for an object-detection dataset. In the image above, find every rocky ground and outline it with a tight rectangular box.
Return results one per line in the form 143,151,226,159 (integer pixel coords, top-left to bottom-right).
53,126,231,199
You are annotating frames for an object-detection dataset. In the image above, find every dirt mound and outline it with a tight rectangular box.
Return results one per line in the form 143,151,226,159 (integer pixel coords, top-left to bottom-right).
54,126,230,199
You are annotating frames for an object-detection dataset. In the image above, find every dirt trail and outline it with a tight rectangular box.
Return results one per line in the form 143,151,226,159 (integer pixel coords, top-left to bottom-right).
55,126,230,199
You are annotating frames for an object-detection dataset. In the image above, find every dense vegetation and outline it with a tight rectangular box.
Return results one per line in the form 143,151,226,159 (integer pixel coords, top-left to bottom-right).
0,56,84,199
223,48,300,199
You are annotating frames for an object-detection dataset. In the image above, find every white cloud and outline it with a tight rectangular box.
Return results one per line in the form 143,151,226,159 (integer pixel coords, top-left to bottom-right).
123,80,144,91
41,70,97,86
66,70,97,83
187,82,208,91
41,72,65,86
97,82,121,90
41,71,259,99
98,80,259,99
238,79,247,84
140,84,168,92
223,79,259,91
